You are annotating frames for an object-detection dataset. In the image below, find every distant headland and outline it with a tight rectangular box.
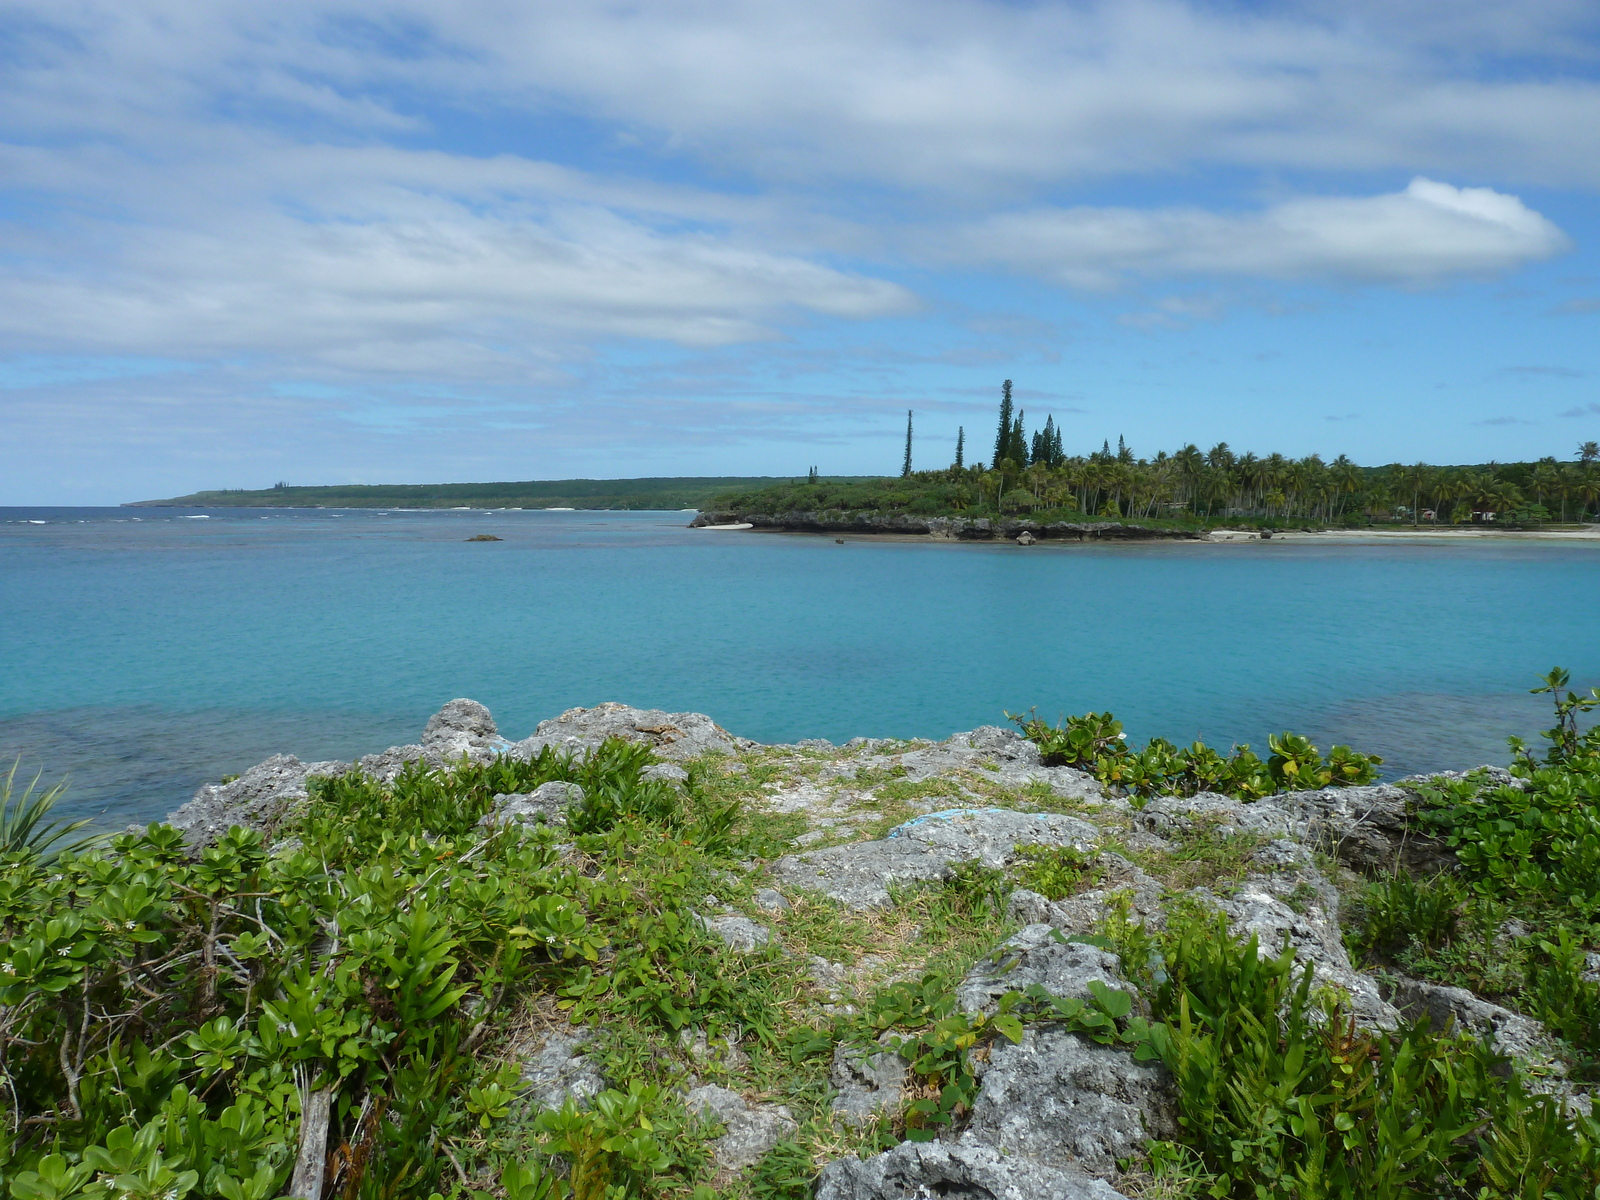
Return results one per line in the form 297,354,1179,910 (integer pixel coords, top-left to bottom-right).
126,476,870,511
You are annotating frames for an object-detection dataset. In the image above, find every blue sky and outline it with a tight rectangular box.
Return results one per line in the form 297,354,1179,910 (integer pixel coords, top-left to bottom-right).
2,0,1599,504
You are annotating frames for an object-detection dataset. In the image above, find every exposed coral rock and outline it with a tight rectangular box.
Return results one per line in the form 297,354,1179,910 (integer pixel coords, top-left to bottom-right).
641,761,690,783
166,753,347,847
829,1039,909,1127
1289,782,1459,875
1006,853,1167,935
515,1027,606,1111
1386,976,1563,1073
421,698,500,759
685,1084,798,1173
513,702,752,762
816,1137,1131,1200
956,924,1136,1016
707,914,776,953
480,781,584,831
840,725,1109,803
1196,865,1400,1031
1137,792,1304,841
753,888,791,912
770,809,1099,910
963,1025,1176,1178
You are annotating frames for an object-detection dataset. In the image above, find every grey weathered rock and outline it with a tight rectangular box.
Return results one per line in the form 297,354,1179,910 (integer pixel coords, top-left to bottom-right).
753,888,791,913
1198,867,1399,1031
516,1028,606,1110
678,1027,751,1073
166,754,347,847
685,1085,797,1173
1288,783,1456,875
829,1039,909,1127
1251,838,1315,871
480,781,584,831
708,915,776,953
1006,853,1167,936
641,761,690,783
770,809,1098,910
422,698,500,759
1386,976,1560,1069
823,933,1169,1197
513,703,752,762
346,700,512,782
354,742,428,782
892,726,1108,803
957,924,1136,1016
1137,792,1303,841
816,1139,1130,1200
963,1025,1177,1177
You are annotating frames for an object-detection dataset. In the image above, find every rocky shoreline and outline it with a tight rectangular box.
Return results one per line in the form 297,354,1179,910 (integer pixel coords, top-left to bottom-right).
691,509,1600,543
163,700,1591,1199
690,510,1197,540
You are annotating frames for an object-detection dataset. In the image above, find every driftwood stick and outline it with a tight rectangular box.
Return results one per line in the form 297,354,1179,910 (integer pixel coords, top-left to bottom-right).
289,1087,334,1200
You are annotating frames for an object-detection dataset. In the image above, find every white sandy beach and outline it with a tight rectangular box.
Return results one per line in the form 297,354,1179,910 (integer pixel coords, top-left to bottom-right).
1208,526,1600,543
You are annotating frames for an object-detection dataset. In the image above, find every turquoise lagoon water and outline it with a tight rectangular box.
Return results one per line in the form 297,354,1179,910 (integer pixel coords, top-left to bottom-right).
3,506,1597,827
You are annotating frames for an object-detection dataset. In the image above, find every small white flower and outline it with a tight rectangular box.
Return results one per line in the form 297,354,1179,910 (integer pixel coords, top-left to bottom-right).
125,920,136,929
1117,733,1128,740
56,948,71,957
2,963,15,974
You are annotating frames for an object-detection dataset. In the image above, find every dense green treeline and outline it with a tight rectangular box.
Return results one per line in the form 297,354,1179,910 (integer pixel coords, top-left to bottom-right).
715,450,1600,527
715,383,1600,526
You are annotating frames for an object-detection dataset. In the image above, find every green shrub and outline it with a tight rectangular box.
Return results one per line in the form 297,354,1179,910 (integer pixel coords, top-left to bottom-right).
1008,714,1380,802
1146,912,1600,1198
1378,669,1600,1071
0,736,781,1200
1011,842,1100,900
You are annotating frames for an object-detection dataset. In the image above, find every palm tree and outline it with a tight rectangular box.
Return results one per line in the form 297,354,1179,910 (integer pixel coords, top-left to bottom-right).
1401,462,1432,527
1531,462,1562,518
1330,455,1362,521
1262,454,1289,516
1174,444,1205,512
1235,452,1262,513
1578,441,1599,465
1576,472,1600,522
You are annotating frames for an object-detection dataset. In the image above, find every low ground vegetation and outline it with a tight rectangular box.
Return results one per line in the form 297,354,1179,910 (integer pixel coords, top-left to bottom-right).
3,673,1599,1198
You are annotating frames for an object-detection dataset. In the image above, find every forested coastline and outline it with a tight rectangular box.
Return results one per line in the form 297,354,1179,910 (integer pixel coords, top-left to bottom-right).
716,382,1600,528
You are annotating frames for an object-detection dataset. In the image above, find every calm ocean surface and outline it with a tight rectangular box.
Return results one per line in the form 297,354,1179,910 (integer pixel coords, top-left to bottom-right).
3,506,1598,828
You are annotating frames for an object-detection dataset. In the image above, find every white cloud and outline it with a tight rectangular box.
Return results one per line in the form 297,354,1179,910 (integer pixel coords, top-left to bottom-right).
0,160,915,369
954,179,1570,289
6,0,1600,193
